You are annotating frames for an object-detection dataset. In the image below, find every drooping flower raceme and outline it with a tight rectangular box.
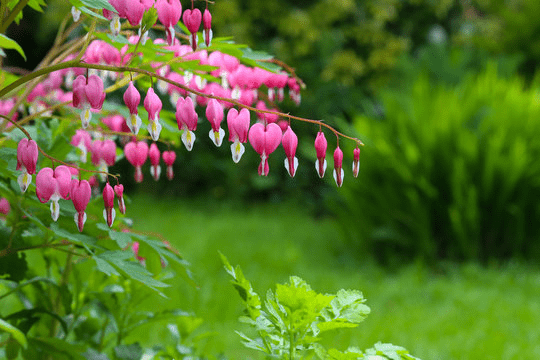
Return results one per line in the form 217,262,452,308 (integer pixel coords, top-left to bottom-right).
227,108,250,163
206,99,225,147
70,179,91,232
123,81,142,134
144,88,163,141
282,126,298,177
103,183,116,227
16,138,38,192
124,140,149,183
314,131,327,178
176,96,198,151
72,74,106,129
333,146,344,187
36,166,72,221
149,143,161,181
248,122,282,176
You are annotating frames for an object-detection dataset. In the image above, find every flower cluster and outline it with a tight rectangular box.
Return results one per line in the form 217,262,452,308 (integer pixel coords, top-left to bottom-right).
2,0,362,236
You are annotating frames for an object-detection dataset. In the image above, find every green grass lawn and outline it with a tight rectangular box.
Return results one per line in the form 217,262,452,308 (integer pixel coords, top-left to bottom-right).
128,194,540,359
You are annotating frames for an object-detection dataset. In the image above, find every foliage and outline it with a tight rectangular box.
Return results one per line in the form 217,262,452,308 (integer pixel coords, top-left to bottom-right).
221,254,419,360
334,61,540,262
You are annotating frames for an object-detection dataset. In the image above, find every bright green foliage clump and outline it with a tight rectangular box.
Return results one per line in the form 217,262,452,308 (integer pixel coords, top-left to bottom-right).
221,254,418,360
336,62,540,262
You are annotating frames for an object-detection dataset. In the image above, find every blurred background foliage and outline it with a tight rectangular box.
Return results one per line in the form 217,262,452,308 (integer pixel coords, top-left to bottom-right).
7,0,540,263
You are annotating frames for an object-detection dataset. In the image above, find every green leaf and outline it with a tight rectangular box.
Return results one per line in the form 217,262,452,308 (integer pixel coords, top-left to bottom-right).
0,34,26,61
0,319,27,349
114,343,143,360
141,7,158,31
109,229,131,248
94,256,120,276
80,0,115,11
220,253,262,319
28,337,86,360
49,223,97,247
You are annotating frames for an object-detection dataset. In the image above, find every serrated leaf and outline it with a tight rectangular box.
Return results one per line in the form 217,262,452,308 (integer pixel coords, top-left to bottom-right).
109,229,131,248
0,34,26,61
0,319,27,349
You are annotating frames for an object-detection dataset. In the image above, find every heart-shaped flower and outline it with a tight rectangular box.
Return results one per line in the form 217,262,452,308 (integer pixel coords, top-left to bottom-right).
71,179,91,232
36,166,72,221
248,122,282,176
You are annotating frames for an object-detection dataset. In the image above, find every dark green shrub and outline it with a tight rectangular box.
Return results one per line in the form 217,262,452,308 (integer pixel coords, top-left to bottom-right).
335,63,540,262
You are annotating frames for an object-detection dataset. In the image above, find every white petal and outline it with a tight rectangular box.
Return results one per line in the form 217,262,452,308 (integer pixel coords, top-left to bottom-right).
231,141,245,163
128,114,142,135
333,168,345,187
315,159,327,178
80,105,92,129
148,120,162,141
209,128,225,147
18,172,32,193
182,130,196,151
284,156,298,177
71,6,81,22
50,199,60,221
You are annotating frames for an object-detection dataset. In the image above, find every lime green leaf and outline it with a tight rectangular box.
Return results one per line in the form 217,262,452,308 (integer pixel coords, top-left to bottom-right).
0,34,26,61
0,319,27,349
114,343,143,360
141,7,158,31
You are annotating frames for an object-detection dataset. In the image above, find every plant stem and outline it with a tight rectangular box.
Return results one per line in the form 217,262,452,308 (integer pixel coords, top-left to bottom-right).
0,0,30,34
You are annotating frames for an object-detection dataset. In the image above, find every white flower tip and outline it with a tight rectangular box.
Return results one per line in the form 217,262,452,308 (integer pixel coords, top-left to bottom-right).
128,114,141,134
18,172,31,193
50,200,60,222
315,159,327,178
231,141,245,163
209,128,225,147
148,121,162,141
284,157,299,177
333,168,344,187
182,130,196,151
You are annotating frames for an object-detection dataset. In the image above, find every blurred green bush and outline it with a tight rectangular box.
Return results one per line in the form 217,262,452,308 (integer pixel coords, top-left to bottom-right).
334,58,540,263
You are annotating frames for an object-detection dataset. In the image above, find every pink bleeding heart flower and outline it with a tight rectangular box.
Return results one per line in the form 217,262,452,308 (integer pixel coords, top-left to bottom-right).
162,150,176,180
156,0,182,45
71,130,92,163
90,139,116,181
131,241,146,264
72,74,106,128
0,198,10,216
314,131,327,178
205,99,225,147
36,166,72,221
144,88,163,141
282,126,298,177
227,108,250,163
333,146,344,187
123,81,142,134
124,141,148,183
183,8,201,51
248,122,282,176
114,184,126,214
124,0,145,26
103,183,116,227
149,143,161,181
16,138,39,192
175,96,198,151
70,179,91,232
202,8,212,47
352,147,360,178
